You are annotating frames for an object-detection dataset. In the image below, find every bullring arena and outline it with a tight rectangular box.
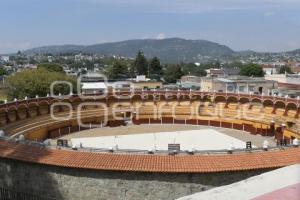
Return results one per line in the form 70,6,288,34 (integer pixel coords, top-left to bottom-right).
0,90,300,199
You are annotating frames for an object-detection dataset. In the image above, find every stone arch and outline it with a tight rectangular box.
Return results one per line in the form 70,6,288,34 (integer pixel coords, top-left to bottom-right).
7,105,18,122
263,99,274,107
190,94,201,101
131,94,142,102
17,103,29,119
274,100,286,115
239,97,250,104
202,94,212,102
227,96,238,103
39,100,50,115
0,108,8,126
274,100,286,109
28,102,40,117
215,96,227,104
286,102,297,110
285,102,298,117
251,98,262,104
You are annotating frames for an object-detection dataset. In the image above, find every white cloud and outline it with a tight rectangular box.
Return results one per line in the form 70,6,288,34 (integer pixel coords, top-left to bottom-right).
156,33,166,40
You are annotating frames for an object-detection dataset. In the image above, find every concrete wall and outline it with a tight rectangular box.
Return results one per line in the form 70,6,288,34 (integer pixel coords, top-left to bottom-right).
0,158,272,200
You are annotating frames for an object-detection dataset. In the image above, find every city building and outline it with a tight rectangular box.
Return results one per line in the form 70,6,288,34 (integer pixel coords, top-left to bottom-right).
181,75,202,83
201,76,277,95
205,68,240,78
178,76,201,90
0,56,9,62
81,82,107,94
205,68,225,77
262,66,277,75
80,73,162,93
265,74,300,97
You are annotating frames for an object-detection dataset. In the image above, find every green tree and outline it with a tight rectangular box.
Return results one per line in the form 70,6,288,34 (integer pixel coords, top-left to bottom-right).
6,68,76,100
223,61,244,69
279,66,293,74
149,57,163,80
163,64,184,83
106,61,129,79
0,68,7,76
37,63,64,73
132,51,148,76
182,63,207,77
240,63,264,77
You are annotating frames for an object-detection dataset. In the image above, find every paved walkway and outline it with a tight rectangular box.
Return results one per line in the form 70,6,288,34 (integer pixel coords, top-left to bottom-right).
178,164,300,200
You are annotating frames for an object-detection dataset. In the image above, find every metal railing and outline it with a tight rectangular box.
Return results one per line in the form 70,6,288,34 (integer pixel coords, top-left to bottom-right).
1,135,298,156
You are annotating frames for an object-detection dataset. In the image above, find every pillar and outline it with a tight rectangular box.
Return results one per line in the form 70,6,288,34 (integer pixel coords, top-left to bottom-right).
271,106,276,114
283,107,288,116
16,110,20,120
295,108,300,119
224,102,229,108
268,121,275,136
37,106,42,116
248,103,253,110
5,112,10,124
26,108,30,118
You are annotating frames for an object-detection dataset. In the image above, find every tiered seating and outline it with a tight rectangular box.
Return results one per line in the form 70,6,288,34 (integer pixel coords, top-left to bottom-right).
1,96,299,142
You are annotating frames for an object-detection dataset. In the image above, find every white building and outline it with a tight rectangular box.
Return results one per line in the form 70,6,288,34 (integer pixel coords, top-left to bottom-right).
262,66,277,75
81,82,107,94
265,74,300,97
0,56,9,62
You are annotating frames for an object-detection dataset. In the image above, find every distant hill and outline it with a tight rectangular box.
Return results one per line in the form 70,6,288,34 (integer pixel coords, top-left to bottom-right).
23,38,235,63
287,49,300,55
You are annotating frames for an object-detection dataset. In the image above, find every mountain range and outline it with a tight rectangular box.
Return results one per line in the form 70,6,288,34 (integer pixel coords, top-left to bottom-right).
23,38,300,63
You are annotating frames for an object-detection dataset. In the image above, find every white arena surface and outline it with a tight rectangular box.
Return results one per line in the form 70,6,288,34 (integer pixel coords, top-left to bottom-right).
70,129,250,151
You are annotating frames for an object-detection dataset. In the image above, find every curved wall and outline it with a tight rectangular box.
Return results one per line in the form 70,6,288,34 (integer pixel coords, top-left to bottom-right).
0,91,300,199
0,157,273,200
1,91,299,142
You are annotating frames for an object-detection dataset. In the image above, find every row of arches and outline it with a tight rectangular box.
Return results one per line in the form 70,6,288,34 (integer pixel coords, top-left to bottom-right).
0,92,299,126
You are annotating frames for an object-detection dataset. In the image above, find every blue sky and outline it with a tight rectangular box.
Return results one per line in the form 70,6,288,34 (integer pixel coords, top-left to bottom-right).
1,0,300,53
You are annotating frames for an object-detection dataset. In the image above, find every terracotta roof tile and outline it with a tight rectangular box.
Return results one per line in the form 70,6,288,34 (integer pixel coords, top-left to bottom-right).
0,140,299,173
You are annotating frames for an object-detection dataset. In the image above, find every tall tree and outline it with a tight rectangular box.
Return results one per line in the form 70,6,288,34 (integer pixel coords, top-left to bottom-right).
37,63,64,73
0,68,7,76
182,63,207,77
163,64,184,83
240,63,264,77
132,51,148,76
149,57,163,80
106,61,129,79
278,66,293,74
6,68,76,100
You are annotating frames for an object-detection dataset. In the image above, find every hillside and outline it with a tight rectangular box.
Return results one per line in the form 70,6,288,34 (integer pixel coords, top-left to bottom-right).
24,38,235,63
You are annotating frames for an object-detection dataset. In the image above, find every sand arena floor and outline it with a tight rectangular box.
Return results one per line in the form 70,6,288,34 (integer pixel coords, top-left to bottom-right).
58,125,276,150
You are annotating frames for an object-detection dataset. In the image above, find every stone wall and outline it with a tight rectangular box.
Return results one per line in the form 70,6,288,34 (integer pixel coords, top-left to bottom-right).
0,158,273,200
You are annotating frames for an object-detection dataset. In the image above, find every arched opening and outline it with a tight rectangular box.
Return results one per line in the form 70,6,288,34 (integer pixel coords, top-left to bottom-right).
7,106,18,122
0,108,8,126
38,100,50,115
17,104,28,120
274,101,286,115
285,103,298,117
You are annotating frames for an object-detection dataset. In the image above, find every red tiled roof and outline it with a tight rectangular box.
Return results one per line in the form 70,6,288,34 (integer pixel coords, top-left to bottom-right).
0,140,299,173
278,82,300,90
